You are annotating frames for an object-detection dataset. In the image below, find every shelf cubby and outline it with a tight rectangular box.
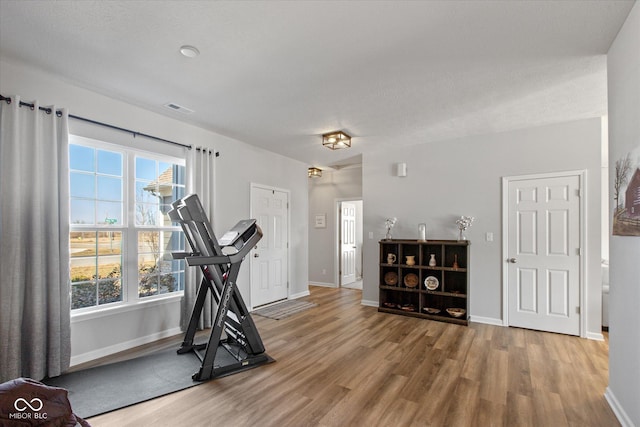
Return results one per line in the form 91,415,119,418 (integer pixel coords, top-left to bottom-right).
379,239,470,325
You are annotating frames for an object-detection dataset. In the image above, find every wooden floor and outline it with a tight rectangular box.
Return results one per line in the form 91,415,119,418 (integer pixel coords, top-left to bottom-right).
88,286,618,427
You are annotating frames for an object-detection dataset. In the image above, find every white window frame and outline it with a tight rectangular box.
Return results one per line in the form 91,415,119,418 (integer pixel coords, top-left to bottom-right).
69,135,186,315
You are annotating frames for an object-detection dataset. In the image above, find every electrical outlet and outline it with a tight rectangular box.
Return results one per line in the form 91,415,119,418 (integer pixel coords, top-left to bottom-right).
486,232,493,242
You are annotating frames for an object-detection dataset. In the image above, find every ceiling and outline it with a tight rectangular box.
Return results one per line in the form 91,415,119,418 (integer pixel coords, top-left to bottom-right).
0,1,634,169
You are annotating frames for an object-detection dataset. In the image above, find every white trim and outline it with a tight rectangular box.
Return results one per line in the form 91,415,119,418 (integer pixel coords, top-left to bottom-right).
580,171,587,338
289,289,311,299
309,281,337,288
70,134,187,165
71,293,182,322
249,183,291,309
70,326,182,366
501,170,587,337
360,299,379,307
501,176,510,327
334,197,363,288
585,331,605,341
604,387,634,427
469,315,504,326
250,182,291,196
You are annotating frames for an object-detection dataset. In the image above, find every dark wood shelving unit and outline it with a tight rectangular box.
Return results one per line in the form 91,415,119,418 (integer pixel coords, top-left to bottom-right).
379,239,470,325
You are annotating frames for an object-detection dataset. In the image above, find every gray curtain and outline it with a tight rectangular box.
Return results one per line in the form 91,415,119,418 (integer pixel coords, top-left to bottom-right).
181,147,215,330
0,96,71,382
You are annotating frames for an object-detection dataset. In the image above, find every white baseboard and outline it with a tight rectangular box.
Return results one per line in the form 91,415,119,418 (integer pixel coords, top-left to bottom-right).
309,281,337,288
289,289,311,299
585,331,605,341
70,326,183,367
469,315,504,326
469,316,605,340
604,387,634,427
361,299,378,307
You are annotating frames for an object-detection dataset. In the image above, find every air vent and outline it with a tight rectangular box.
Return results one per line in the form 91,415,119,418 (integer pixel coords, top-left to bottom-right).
163,103,194,114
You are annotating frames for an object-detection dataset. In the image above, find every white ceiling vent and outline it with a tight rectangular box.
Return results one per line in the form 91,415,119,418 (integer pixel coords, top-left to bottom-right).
163,102,194,114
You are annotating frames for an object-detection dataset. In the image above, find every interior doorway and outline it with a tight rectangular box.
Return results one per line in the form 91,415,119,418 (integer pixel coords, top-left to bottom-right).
250,184,290,308
502,171,585,336
337,199,363,289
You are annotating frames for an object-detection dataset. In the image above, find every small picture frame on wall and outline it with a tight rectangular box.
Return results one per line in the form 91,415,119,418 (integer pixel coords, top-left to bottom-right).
315,214,326,228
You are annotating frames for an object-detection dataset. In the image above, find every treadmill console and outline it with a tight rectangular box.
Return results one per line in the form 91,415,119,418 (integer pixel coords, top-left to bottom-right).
218,219,261,253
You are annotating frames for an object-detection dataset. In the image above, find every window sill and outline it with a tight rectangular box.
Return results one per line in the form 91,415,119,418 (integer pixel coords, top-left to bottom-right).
70,292,183,323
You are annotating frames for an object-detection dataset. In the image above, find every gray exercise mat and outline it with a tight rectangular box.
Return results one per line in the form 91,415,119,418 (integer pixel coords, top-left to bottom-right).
44,348,203,419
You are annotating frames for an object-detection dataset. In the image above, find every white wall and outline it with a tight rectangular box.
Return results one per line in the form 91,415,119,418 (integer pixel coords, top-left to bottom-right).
308,166,362,285
213,138,309,301
0,58,308,364
606,3,640,426
362,118,603,337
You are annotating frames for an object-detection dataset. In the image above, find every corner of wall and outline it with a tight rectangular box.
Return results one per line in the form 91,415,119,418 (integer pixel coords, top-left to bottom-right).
605,387,635,427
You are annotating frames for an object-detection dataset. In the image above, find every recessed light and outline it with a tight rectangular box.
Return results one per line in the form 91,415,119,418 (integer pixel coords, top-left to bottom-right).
180,45,200,58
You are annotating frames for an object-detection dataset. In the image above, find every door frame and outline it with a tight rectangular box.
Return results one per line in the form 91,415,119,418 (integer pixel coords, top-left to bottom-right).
249,182,291,310
334,198,363,288
501,170,587,337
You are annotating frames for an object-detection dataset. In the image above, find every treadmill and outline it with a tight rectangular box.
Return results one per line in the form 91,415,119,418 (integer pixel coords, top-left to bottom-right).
168,194,272,381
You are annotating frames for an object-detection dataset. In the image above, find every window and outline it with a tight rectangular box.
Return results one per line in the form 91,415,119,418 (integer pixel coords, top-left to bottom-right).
69,136,186,311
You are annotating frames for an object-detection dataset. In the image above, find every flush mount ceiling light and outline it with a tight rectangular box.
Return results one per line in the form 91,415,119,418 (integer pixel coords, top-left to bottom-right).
322,131,351,150
180,45,200,58
308,167,323,178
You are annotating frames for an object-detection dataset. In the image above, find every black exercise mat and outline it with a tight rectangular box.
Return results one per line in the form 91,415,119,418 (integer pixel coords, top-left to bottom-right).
44,348,203,419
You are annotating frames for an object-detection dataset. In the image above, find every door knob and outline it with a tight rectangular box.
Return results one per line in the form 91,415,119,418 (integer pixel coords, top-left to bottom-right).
254,253,260,258
508,258,517,263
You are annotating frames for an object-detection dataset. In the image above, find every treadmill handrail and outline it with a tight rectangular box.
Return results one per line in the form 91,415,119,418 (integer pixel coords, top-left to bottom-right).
185,255,231,266
171,251,196,260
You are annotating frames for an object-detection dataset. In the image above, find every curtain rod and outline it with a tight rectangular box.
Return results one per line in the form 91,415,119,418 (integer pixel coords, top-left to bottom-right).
0,94,192,150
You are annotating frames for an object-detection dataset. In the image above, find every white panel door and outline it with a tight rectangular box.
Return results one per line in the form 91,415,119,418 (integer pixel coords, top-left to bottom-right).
507,174,581,335
251,186,289,308
341,202,357,286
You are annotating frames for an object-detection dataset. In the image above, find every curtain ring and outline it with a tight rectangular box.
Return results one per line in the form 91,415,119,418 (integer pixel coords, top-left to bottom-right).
45,108,52,115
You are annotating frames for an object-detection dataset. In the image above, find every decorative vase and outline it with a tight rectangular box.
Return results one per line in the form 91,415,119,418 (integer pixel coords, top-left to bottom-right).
453,254,459,269
418,223,426,242
455,216,474,241
429,254,436,267
405,255,416,266
385,217,397,240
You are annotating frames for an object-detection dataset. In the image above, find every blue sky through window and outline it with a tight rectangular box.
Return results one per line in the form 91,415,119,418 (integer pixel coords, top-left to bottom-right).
136,157,156,181
69,145,123,224
70,144,185,225
69,144,94,172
